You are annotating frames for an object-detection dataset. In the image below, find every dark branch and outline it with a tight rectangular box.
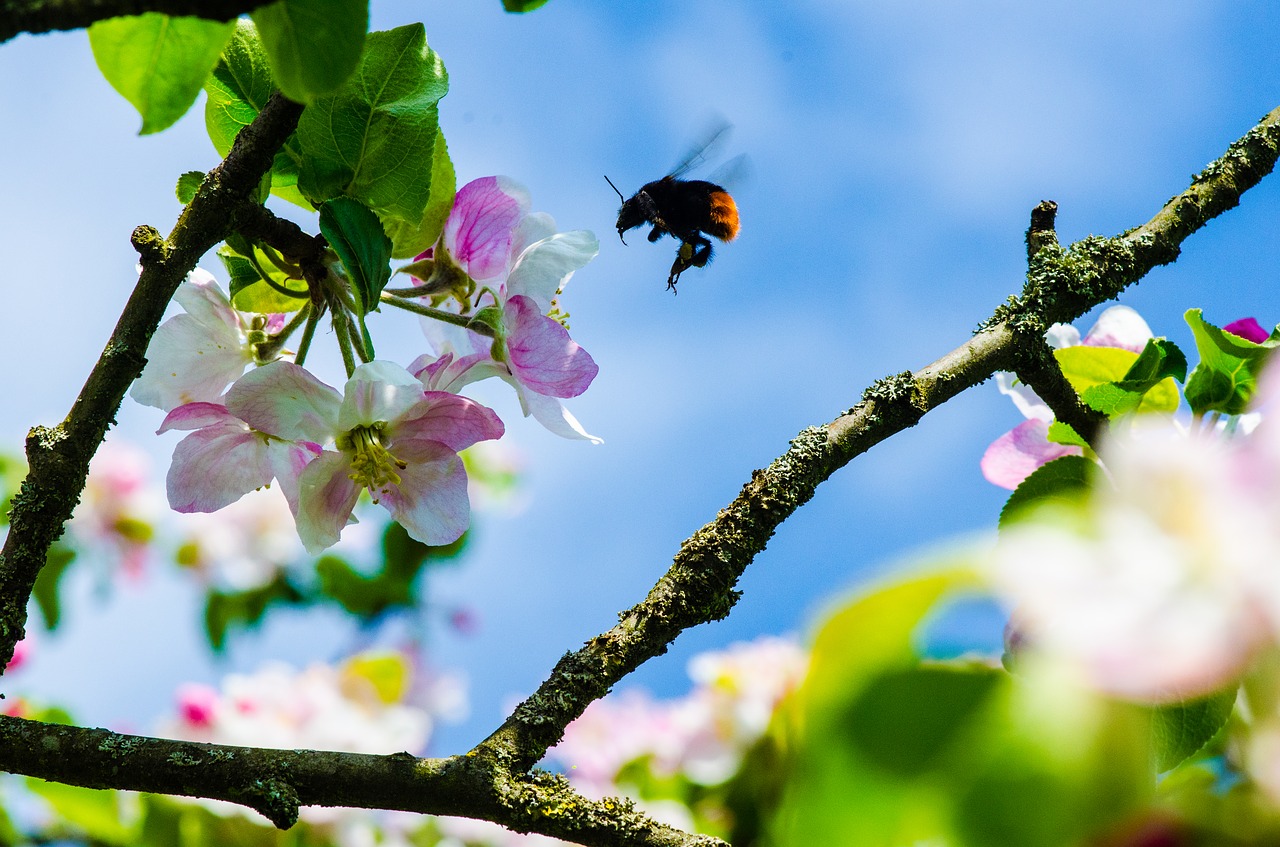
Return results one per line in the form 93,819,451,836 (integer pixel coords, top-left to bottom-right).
1011,338,1105,447
0,716,723,847
0,0,274,43
0,92,304,672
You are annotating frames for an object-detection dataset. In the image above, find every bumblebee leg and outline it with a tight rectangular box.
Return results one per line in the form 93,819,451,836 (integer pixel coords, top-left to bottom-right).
687,234,713,268
666,240,697,293
647,226,666,243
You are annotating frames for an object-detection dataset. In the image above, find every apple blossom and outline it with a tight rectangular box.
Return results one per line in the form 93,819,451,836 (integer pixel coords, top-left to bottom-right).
69,439,165,575
131,268,287,411
173,486,303,591
410,176,602,443
981,305,1155,489
991,418,1280,702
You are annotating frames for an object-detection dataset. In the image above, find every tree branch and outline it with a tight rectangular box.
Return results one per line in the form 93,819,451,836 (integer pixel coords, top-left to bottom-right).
0,0,274,42
0,716,721,847
0,92,304,671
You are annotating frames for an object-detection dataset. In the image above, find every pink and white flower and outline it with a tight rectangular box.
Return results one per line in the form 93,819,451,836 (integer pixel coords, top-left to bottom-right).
162,360,503,553
981,305,1154,489
132,269,286,411
411,177,602,443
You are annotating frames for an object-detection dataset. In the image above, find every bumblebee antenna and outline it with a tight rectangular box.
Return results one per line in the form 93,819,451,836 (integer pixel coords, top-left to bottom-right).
604,174,626,203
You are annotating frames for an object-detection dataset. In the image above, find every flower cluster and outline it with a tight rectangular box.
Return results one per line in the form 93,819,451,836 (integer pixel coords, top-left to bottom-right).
133,178,600,553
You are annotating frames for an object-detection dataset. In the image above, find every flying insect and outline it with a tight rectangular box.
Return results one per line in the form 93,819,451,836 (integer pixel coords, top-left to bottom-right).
606,123,742,293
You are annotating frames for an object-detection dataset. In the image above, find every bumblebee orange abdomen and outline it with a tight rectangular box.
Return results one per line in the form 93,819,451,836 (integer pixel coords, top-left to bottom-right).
706,190,739,242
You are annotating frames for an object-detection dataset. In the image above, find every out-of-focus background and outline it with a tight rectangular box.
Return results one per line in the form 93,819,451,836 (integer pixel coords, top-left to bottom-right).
1,1,1278,752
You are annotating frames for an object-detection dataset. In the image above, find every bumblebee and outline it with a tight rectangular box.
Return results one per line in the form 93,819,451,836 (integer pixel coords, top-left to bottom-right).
607,124,742,292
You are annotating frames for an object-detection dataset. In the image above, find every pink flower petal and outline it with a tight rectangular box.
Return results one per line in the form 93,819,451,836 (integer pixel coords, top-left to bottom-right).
1225,317,1269,344
376,443,471,546
166,420,277,512
505,231,600,310
1082,305,1153,353
393,392,504,454
227,361,342,445
444,176,531,282
981,419,1083,490
158,402,236,434
504,295,598,398
337,361,428,431
295,451,362,554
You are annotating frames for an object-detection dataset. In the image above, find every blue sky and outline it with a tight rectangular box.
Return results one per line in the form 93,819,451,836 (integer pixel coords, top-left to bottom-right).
2,2,1280,753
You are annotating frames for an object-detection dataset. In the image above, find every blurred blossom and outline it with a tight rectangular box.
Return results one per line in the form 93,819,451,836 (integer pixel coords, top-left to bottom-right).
463,439,528,515
981,305,1154,489
159,653,447,836
435,816,572,847
991,418,1279,702
173,486,301,591
70,440,165,575
549,635,806,797
5,637,31,673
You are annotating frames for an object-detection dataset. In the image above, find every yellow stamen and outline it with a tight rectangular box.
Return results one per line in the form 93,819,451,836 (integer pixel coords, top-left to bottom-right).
340,423,407,501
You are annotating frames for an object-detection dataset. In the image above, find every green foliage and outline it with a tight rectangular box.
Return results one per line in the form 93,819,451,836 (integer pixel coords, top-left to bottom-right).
1184,308,1276,416
319,197,392,358
203,19,311,209
32,543,76,630
1045,420,1088,448
998,454,1094,530
26,780,137,845
504,0,552,10
382,126,458,258
1151,687,1237,772
296,24,450,235
774,569,1152,847
1080,337,1188,416
218,233,309,314
204,572,306,651
175,170,204,204
89,14,234,135
1055,345,1180,415
250,0,369,103
316,522,465,618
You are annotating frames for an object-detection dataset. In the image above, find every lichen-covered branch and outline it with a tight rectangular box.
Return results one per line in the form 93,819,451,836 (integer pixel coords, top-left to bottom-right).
0,0,273,42
0,92,304,672
0,716,722,847
476,105,1280,772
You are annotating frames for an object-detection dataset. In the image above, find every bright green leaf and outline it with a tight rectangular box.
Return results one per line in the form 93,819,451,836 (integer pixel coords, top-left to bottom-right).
1151,687,1236,772
204,19,309,207
251,0,368,103
319,196,392,317
999,454,1094,530
383,126,457,258
1055,345,1179,415
504,0,551,11
90,13,234,134
297,23,449,224
175,170,203,203
203,574,304,651
343,651,410,704
217,243,309,314
1045,420,1088,449
1184,308,1276,416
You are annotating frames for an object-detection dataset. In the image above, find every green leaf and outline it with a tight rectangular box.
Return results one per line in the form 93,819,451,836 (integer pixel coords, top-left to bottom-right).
90,13,234,135
27,780,135,845
204,19,310,208
382,126,457,258
316,555,415,617
217,243,309,313
251,0,369,103
1184,308,1276,416
1078,338,1188,417
175,170,204,204
319,196,392,316
998,454,1094,530
203,574,304,651
297,23,449,224
842,664,1002,778
504,0,551,9
32,544,76,630
1045,420,1087,449
1055,345,1179,415
1151,687,1236,772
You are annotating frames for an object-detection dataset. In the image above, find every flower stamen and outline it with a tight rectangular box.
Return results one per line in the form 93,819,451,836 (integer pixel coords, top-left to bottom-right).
341,424,407,500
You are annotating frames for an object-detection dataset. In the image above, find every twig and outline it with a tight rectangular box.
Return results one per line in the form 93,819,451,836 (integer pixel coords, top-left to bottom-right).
0,0,275,42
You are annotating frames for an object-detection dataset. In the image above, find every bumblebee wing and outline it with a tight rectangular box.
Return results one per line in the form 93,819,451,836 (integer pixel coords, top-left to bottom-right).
668,118,733,179
707,153,753,193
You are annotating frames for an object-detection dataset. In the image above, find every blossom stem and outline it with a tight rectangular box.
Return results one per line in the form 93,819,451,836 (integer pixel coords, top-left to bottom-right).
256,304,310,361
379,293,496,338
293,306,321,367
